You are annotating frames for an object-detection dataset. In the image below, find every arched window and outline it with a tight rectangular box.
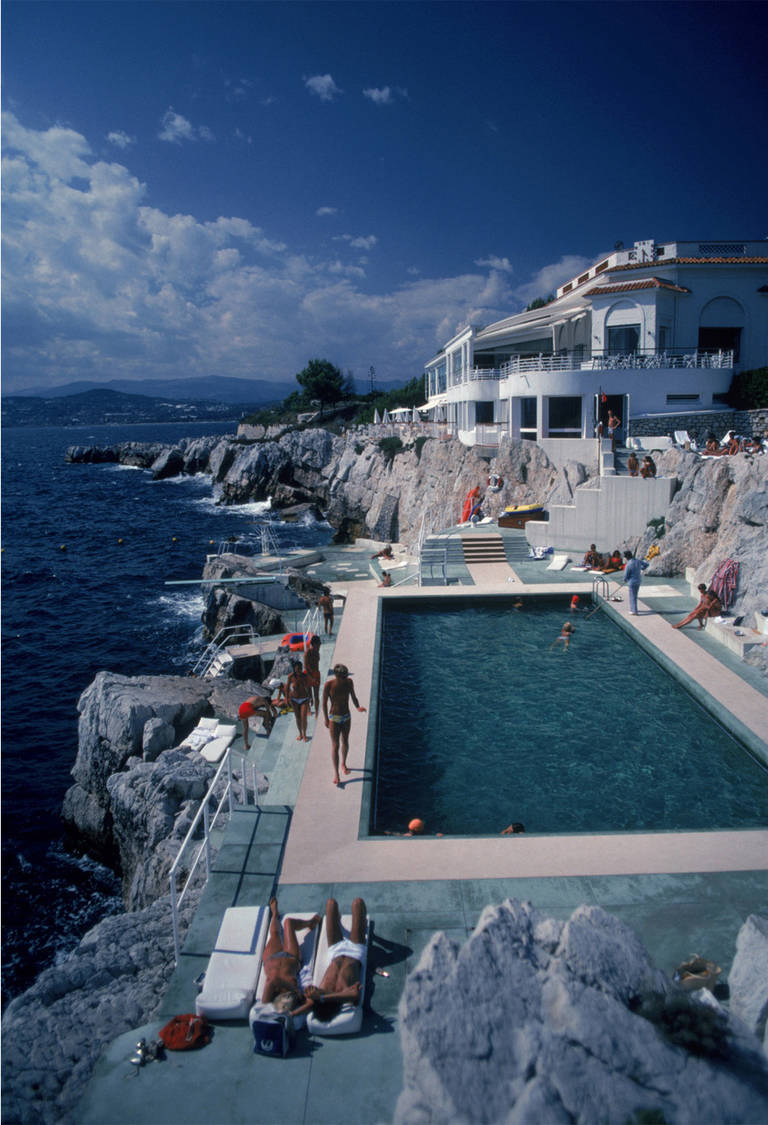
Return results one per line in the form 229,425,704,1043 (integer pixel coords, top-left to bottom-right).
605,300,643,354
698,297,745,360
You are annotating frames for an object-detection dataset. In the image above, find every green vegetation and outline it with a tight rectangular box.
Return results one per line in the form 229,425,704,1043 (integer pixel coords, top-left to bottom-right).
295,358,353,414
647,516,666,539
356,375,425,424
726,366,768,410
378,436,404,463
414,435,430,461
524,293,555,311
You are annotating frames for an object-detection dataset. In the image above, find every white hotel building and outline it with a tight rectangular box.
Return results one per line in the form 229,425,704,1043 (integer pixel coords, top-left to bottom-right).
422,239,768,447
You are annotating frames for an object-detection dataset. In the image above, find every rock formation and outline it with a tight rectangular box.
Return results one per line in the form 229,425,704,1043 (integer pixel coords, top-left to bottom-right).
395,900,768,1125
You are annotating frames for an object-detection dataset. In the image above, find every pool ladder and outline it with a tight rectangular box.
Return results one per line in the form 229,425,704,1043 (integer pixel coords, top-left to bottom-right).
591,575,610,604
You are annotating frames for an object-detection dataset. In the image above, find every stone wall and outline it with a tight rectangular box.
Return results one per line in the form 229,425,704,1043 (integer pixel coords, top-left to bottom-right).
630,407,768,442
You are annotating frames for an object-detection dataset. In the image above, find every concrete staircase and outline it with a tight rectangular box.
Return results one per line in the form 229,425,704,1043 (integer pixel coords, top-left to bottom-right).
460,534,507,565
420,534,467,585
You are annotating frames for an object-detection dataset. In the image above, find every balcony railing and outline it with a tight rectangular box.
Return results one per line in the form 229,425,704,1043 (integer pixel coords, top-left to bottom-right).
434,348,734,387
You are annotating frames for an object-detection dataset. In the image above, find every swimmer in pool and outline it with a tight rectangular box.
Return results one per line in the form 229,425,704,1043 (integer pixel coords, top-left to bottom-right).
322,664,366,786
550,621,575,651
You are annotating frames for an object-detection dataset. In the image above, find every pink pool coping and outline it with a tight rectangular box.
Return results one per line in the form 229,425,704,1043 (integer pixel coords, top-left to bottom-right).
280,579,768,886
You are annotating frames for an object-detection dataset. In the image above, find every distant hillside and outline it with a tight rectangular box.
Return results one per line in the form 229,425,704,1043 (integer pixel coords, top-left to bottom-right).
1,387,245,427
9,375,292,405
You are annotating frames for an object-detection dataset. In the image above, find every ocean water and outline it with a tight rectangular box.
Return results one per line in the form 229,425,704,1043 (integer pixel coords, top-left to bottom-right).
1,422,330,1006
373,595,768,835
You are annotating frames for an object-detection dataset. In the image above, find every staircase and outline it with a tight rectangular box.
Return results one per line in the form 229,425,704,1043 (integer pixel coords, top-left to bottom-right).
460,533,507,565
420,535,467,586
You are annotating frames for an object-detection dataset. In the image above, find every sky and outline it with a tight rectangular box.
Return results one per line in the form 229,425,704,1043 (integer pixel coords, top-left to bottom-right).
2,0,767,395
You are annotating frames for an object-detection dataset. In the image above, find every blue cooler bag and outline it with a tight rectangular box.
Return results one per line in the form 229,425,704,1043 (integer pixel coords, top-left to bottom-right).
250,1002,294,1058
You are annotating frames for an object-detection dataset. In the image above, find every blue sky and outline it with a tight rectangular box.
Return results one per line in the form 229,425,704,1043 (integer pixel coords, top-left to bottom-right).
3,0,767,394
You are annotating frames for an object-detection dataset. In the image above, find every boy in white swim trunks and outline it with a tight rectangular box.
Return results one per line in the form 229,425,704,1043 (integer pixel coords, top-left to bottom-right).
311,897,367,1023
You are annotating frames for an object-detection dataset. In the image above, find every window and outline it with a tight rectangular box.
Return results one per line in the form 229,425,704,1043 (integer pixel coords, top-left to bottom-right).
520,397,537,430
666,394,700,404
698,327,741,361
548,396,582,437
476,401,494,424
607,325,640,353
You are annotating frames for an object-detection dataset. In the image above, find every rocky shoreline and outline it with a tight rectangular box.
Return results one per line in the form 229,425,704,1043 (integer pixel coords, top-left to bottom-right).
4,429,767,1123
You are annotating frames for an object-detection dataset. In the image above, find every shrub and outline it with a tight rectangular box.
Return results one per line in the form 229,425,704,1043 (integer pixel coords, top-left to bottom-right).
378,436,403,464
414,436,430,461
647,516,666,539
354,442,364,455
726,366,768,410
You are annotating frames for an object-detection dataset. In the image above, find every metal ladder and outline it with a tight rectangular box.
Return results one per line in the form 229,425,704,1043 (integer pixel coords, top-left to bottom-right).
192,624,259,678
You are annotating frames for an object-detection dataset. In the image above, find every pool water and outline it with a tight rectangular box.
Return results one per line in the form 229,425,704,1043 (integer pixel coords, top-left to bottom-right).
371,596,768,836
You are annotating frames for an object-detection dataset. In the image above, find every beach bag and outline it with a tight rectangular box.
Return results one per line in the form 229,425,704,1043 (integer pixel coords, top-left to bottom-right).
158,1013,212,1051
252,1013,294,1058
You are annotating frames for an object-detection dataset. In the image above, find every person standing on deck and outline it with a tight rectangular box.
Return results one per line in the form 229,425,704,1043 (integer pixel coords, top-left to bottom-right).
304,634,321,714
286,660,312,742
622,551,644,615
607,410,621,451
318,590,334,635
322,664,366,786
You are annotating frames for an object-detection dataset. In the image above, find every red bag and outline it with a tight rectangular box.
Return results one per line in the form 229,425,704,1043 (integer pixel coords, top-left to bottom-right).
158,1013,212,1050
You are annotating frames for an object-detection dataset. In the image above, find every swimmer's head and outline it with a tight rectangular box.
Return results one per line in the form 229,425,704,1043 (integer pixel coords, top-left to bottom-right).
508,822,525,834
408,818,425,835
333,663,349,679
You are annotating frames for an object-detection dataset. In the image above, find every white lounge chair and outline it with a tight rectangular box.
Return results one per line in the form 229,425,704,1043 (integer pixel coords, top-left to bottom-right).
249,912,319,1033
196,905,269,1020
181,716,219,751
306,914,370,1037
200,722,237,764
546,554,570,571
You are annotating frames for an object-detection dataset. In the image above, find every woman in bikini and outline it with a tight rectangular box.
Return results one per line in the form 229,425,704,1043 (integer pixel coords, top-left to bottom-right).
286,660,312,742
672,585,722,629
261,898,322,1017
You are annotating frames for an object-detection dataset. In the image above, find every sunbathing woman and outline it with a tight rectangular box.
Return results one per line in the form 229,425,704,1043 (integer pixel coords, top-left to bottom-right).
601,549,624,574
672,584,723,629
310,897,367,1024
261,898,322,1017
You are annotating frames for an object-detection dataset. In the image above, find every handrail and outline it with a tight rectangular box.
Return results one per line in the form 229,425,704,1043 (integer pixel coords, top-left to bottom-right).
391,570,418,587
301,604,322,639
169,747,258,962
192,624,258,677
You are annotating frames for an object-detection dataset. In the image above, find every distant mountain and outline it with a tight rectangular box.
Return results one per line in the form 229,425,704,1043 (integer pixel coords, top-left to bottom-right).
1,387,244,428
10,375,291,405
11,373,412,402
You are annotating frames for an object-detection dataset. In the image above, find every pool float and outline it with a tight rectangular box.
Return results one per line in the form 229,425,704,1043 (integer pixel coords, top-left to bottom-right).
498,503,546,529
280,631,314,652
461,486,480,523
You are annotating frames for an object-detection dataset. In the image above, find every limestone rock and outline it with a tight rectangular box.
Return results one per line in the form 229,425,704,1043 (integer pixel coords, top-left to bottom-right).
728,914,768,1049
395,900,768,1125
150,446,185,479
141,717,175,761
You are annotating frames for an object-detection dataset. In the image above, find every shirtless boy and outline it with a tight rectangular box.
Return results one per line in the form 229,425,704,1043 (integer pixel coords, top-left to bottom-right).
318,590,334,635
303,634,321,714
286,661,312,742
322,663,366,786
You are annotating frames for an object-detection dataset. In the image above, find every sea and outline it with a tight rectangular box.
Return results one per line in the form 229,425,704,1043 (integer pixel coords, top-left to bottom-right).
1,422,331,1008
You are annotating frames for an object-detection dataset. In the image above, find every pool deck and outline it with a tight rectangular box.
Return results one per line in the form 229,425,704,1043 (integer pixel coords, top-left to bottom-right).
77,532,768,1125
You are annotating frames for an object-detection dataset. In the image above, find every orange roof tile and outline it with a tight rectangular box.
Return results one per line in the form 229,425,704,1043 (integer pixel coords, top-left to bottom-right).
584,278,691,297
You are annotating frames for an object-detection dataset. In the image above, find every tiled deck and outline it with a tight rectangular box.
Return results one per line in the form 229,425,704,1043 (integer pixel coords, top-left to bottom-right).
77,534,768,1125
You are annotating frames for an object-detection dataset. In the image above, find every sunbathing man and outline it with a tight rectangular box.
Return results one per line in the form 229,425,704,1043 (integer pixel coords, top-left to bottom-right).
310,898,367,1023
672,584,723,630
303,634,321,714
582,543,601,568
371,544,393,560
286,660,312,741
261,897,322,1018
322,663,366,786
239,694,277,750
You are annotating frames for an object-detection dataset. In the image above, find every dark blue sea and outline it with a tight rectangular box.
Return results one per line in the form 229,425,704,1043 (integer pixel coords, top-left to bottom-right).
1,422,330,1007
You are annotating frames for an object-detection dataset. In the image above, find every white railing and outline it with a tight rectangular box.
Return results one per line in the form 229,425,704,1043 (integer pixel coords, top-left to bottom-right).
437,349,735,387
192,624,259,678
169,748,261,962
301,604,322,639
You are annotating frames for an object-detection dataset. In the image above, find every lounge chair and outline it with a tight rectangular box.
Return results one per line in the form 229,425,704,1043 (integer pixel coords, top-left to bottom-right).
306,914,370,1037
180,716,219,751
674,430,697,449
200,722,237,764
546,553,570,571
196,905,269,1020
249,912,319,1033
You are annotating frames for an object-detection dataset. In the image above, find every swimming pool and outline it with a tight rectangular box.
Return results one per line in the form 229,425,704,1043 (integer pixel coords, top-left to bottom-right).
370,595,768,836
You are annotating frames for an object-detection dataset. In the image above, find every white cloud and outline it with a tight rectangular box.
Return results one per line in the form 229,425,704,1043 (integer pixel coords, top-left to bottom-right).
363,85,407,105
1,111,522,392
336,233,378,251
304,74,342,102
107,130,135,149
475,255,513,272
512,254,592,305
316,206,338,217
158,108,214,144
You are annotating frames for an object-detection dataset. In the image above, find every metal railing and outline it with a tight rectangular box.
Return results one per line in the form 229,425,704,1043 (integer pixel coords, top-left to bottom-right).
419,546,448,586
437,348,735,387
301,604,322,639
169,747,261,962
192,624,259,678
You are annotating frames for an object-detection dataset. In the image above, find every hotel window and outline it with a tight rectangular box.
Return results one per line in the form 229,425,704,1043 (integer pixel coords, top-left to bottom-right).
520,397,537,440
607,324,640,354
547,396,582,438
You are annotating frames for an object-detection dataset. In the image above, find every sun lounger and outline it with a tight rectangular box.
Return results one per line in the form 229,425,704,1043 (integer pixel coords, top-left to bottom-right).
249,912,319,1032
181,716,219,751
200,722,237,763
546,553,570,571
306,915,370,1037
196,905,269,1020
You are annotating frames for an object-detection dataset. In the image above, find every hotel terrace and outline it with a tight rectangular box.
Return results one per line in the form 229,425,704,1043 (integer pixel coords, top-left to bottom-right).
423,238,768,447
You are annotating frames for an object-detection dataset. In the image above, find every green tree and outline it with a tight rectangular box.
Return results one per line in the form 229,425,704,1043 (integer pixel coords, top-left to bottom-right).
524,293,555,311
295,358,348,414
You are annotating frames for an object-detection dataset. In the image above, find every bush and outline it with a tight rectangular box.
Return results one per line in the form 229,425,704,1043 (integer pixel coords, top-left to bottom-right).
726,366,768,410
378,436,404,463
647,516,666,539
414,436,430,461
